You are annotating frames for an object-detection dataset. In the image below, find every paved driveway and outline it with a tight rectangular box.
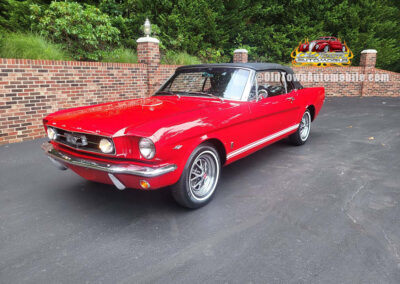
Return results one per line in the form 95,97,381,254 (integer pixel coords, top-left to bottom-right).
1,97,399,283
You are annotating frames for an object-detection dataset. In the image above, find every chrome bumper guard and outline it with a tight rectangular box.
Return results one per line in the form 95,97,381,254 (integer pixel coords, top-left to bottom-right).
41,142,177,179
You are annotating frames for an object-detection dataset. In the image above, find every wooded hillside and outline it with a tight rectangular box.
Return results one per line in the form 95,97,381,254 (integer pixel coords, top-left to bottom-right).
0,0,399,71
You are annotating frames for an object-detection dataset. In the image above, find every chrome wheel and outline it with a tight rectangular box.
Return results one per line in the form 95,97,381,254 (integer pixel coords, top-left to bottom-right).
188,150,219,201
300,111,311,141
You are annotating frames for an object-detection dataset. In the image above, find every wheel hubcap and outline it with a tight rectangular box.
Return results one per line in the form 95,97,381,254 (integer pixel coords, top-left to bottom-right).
300,112,311,141
189,151,219,201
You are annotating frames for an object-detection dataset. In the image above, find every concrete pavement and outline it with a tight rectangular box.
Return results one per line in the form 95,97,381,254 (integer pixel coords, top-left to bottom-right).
1,97,399,283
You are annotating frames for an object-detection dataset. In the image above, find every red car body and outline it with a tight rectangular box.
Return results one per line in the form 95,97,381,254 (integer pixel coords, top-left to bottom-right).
299,36,346,52
42,63,324,196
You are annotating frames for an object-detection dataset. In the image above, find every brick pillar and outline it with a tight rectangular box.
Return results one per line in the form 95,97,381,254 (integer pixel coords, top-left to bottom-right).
360,49,377,96
137,36,160,96
233,49,248,63
360,49,377,68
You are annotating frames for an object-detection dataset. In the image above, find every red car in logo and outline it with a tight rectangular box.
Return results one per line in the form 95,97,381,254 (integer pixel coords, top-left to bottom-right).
299,37,347,53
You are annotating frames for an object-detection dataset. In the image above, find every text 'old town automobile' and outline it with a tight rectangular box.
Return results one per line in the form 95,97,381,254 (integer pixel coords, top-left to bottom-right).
42,63,325,208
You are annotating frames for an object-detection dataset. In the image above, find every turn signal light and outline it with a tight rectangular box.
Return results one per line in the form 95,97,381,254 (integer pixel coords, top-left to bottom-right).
140,180,151,189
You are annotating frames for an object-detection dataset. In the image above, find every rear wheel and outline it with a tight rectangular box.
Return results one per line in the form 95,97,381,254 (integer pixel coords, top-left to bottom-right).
171,144,220,209
289,110,311,146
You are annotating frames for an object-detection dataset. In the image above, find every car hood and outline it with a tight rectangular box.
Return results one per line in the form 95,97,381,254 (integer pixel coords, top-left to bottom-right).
45,96,235,137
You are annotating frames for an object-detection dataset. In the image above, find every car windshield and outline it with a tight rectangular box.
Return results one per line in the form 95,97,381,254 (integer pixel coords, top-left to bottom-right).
157,68,250,100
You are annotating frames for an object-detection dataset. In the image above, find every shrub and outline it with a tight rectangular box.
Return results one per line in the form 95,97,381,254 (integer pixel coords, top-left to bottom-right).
0,33,71,60
101,48,137,63
0,0,32,32
161,51,201,65
30,1,120,61
198,48,228,63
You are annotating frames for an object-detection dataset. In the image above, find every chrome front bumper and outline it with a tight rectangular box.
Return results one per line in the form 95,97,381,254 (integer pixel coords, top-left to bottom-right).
41,142,177,178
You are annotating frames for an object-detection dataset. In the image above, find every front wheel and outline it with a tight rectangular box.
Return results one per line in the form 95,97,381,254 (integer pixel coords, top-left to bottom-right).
289,110,311,146
171,144,221,209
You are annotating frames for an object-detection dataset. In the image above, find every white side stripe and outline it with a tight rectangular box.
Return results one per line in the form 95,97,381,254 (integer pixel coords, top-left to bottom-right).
227,124,299,160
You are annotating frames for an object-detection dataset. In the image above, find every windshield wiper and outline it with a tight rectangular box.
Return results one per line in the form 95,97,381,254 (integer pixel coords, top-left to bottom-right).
188,92,224,101
154,91,180,98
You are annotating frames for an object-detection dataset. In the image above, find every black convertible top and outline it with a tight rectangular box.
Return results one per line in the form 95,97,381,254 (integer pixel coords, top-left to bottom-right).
176,63,302,89
177,62,290,72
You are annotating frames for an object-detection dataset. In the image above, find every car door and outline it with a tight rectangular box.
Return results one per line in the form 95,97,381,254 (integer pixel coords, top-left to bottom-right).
248,70,301,142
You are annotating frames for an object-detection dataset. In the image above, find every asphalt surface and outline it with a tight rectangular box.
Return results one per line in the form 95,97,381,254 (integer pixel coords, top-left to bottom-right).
1,97,400,283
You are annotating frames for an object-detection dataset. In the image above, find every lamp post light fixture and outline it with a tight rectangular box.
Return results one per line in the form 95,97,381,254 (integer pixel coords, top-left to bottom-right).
137,17,159,45
144,18,151,37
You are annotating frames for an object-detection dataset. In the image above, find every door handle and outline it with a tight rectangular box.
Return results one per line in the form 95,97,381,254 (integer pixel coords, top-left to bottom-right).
286,97,295,103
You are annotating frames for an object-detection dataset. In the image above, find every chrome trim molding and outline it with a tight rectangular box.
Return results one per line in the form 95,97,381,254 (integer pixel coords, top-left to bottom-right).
108,173,126,190
42,142,177,178
241,69,256,102
48,157,68,170
227,124,300,160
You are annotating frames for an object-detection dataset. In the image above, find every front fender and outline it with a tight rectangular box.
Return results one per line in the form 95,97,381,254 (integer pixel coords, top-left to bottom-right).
153,134,228,185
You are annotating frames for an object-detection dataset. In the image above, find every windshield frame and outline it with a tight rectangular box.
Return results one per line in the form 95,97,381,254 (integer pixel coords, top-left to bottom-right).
154,67,255,102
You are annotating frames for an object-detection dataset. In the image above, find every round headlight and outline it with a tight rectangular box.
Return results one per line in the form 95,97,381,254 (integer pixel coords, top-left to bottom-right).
315,44,319,49
139,138,155,159
47,127,57,140
99,138,114,154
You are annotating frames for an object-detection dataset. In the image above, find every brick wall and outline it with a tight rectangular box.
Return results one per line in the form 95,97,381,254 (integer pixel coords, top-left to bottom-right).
291,67,399,96
367,69,400,97
0,58,177,144
293,66,364,96
0,46,399,145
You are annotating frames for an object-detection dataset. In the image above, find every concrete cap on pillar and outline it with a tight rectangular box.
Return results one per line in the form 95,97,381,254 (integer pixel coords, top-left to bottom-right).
361,49,377,54
233,49,248,54
136,37,160,44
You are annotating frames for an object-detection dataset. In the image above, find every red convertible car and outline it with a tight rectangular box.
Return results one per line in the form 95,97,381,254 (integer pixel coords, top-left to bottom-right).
299,36,347,53
42,63,325,208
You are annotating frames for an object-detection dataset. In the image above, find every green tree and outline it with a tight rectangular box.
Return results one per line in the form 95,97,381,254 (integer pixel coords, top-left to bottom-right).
0,0,36,32
1,0,399,70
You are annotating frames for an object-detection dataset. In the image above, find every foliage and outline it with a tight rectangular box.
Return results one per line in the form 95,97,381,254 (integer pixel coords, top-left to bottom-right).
323,0,400,71
101,48,137,63
0,32,71,60
161,51,201,65
30,1,120,60
0,0,399,71
0,0,34,32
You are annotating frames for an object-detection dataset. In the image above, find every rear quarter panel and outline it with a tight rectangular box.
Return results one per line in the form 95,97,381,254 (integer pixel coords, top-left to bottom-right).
295,87,325,122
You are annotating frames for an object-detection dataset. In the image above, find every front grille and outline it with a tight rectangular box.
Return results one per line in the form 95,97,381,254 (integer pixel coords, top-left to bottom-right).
51,127,115,155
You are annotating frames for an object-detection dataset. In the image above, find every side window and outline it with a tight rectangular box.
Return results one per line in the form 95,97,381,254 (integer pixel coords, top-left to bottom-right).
256,71,287,98
285,73,294,93
248,77,257,101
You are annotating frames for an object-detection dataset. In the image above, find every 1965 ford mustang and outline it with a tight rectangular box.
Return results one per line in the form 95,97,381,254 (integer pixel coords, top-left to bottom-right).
42,63,325,208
